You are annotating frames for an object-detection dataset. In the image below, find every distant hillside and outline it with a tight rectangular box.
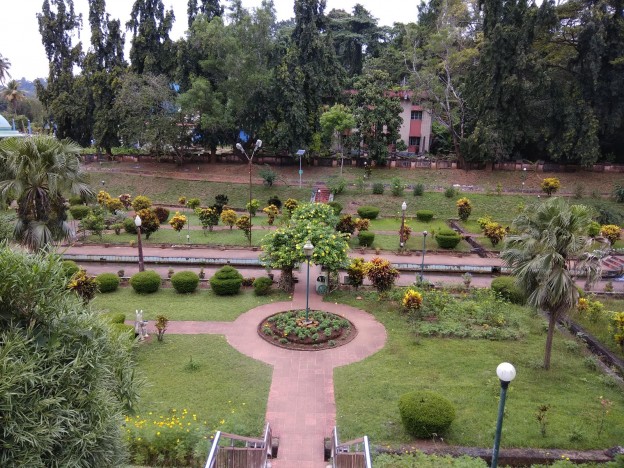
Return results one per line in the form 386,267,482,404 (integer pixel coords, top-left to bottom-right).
14,78,46,97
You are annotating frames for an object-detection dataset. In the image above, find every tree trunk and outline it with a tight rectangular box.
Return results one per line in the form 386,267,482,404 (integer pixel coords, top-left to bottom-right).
543,311,558,370
278,267,294,292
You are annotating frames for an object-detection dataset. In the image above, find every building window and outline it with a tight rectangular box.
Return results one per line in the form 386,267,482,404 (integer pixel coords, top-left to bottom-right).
409,136,420,146
411,110,422,120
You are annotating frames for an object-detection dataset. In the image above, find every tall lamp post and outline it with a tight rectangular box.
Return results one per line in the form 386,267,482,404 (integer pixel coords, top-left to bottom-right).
399,201,407,250
521,167,527,193
491,362,516,468
303,240,314,322
236,139,263,246
134,215,145,272
419,230,428,283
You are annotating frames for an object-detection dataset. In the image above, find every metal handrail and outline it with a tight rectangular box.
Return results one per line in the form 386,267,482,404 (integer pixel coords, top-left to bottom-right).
331,426,372,468
204,431,221,468
204,423,272,468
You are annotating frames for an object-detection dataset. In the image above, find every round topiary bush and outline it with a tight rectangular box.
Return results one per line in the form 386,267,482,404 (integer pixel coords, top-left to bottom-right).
372,182,385,194
357,206,380,220
253,276,273,296
130,270,161,294
416,210,434,222
61,260,80,279
358,231,375,247
123,217,138,234
491,276,525,304
398,391,456,438
210,265,243,295
96,273,120,293
327,201,343,216
69,205,91,220
171,271,199,293
434,228,461,249
153,206,171,223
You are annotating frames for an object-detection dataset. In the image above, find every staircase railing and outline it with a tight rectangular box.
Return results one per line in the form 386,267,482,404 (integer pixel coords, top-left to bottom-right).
330,426,372,468
205,423,273,468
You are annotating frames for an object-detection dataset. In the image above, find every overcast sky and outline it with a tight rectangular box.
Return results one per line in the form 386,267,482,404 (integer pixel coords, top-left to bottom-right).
1,0,417,81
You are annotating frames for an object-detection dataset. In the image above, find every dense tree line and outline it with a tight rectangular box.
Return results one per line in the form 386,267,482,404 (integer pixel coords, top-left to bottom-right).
24,0,624,166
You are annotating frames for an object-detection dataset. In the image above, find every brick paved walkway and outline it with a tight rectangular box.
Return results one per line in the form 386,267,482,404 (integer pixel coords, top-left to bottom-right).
151,262,386,468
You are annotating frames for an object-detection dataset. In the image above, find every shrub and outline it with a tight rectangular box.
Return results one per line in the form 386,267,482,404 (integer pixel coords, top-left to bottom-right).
105,312,126,324
413,183,424,196
267,195,282,209
135,208,160,239
327,201,343,216
358,231,375,247
336,214,357,234
130,270,161,294
196,207,219,231
123,217,137,234
357,206,380,220
416,210,434,222
169,211,187,232
69,205,91,220
68,195,83,205
118,194,132,209
327,176,346,195
434,228,461,249
246,198,260,216
210,265,243,295
97,190,112,206
541,177,561,196
186,198,200,210
253,276,273,296
355,218,370,231
588,221,601,237
600,224,621,245
398,391,456,438
483,222,506,246
259,165,277,186
263,204,279,225
391,177,405,196
456,197,472,221
346,257,366,289
614,182,624,203
131,195,152,211
402,289,423,314
106,198,124,213
153,206,170,223
80,212,106,239
444,186,457,198
372,182,385,194
67,270,98,303
171,271,199,294
491,276,525,304
284,198,299,216
96,273,120,293
61,260,80,279
110,323,135,339
611,312,624,353
365,257,399,293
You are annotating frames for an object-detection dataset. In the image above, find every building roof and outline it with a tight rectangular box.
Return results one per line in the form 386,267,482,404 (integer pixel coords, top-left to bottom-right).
0,115,24,138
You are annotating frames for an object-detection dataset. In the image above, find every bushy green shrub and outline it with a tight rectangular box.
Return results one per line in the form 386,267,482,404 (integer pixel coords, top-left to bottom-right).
267,195,282,209
96,273,120,293
171,271,199,294
210,265,243,295
372,182,385,194
253,276,273,296
130,271,161,294
327,176,346,195
391,177,405,196
444,186,458,198
123,217,138,234
416,210,434,222
153,206,170,223
68,195,84,205
491,276,525,304
104,312,126,324
69,205,91,220
374,453,486,467
110,323,135,339
327,201,343,216
358,231,375,247
61,260,80,279
434,228,461,249
357,206,380,220
413,183,425,196
398,391,456,438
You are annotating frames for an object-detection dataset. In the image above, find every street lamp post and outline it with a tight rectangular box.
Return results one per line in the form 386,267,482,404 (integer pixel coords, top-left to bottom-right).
303,240,314,322
491,362,517,468
134,215,145,272
399,201,407,251
236,139,263,246
419,231,428,283
521,167,527,193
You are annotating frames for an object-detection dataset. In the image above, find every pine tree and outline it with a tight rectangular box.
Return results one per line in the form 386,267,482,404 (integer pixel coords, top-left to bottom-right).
187,0,223,27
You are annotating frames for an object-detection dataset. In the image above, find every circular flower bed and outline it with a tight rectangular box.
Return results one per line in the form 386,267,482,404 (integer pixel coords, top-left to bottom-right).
258,310,356,351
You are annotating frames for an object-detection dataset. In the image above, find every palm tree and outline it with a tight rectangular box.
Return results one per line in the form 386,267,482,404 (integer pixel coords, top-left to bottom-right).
1,80,25,117
0,53,10,85
501,197,604,369
0,136,94,251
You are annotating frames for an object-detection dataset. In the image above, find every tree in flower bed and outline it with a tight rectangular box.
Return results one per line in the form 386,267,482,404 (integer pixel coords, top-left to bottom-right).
259,310,353,349
169,211,187,237
263,204,279,225
364,257,399,293
456,197,472,221
600,224,621,245
124,410,212,466
210,265,243,295
136,208,160,239
152,206,170,223
483,221,506,246
346,257,366,289
196,206,219,232
132,195,152,211
541,177,561,196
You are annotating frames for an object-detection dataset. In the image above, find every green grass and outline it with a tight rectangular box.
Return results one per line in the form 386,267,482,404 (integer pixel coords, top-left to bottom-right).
330,290,624,449
369,217,449,232
348,233,472,252
93,287,288,321
87,227,270,246
569,298,624,358
134,334,271,437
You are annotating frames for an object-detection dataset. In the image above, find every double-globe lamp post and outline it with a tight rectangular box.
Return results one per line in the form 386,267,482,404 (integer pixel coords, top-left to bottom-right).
399,201,407,250
303,240,314,323
236,139,263,246
491,362,517,468
134,215,145,272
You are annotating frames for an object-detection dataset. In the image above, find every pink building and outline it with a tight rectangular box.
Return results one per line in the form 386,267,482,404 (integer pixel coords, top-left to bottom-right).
393,91,432,154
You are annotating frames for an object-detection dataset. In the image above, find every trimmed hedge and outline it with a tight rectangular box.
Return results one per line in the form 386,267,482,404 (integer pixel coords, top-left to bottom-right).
96,273,120,293
253,276,273,296
358,231,375,247
171,271,199,294
434,228,461,249
398,391,456,438
416,210,434,222
129,270,161,294
123,217,138,234
357,206,380,220
491,276,526,304
69,205,91,220
210,265,243,295
61,260,80,279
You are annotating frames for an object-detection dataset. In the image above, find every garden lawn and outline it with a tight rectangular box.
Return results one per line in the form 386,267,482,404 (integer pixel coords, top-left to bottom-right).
133,334,271,437
330,291,624,450
93,287,288,321
86,227,269,246
348,233,472,252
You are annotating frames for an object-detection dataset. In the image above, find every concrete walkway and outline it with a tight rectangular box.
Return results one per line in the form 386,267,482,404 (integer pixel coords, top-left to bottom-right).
148,262,386,468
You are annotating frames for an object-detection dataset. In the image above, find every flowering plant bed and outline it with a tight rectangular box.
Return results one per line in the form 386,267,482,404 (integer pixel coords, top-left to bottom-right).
258,310,356,350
